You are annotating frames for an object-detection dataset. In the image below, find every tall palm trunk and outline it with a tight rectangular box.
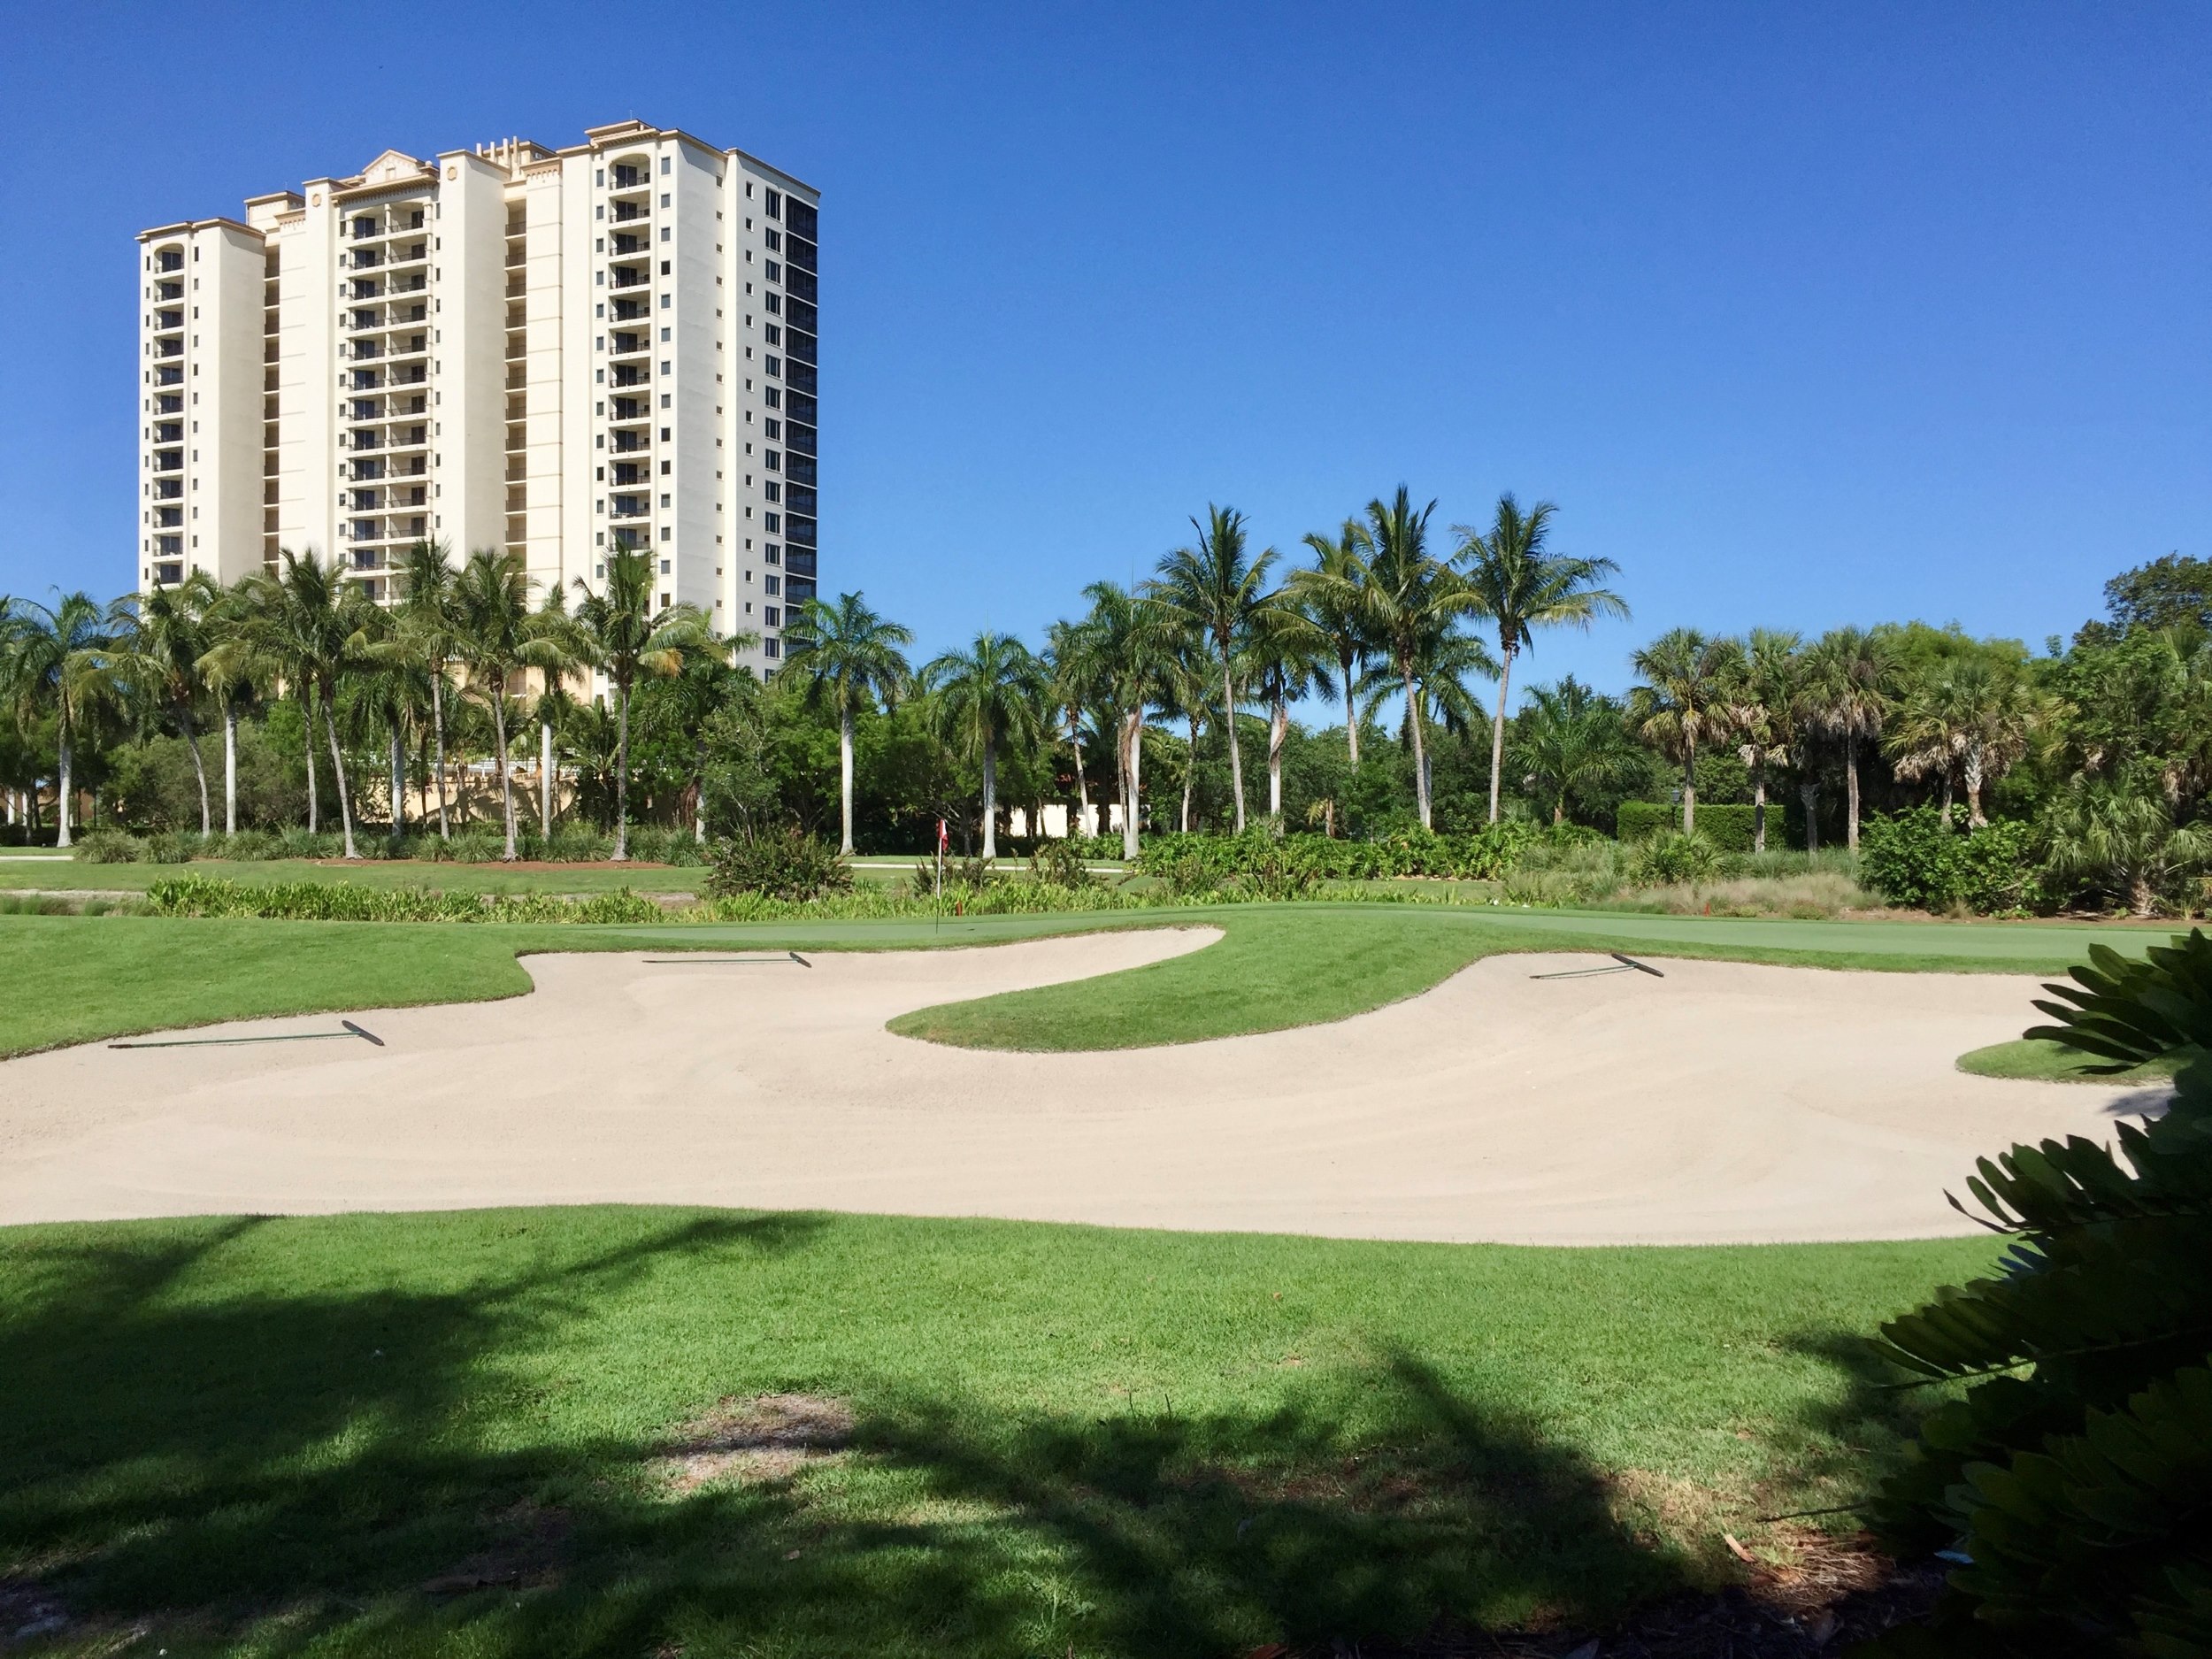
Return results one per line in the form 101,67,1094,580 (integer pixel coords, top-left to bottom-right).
1402,658,1432,830
1268,689,1287,822
1341,650,1360,767
693,735,708,845
1939,767,1955,826
223,703,239,836
493,681,517,862
611,680,633,863
1068,710,1089,826
55,727,73,848
1120,708,1142,859
429,672,450,840
389,719,407,845
1750,758,1768,854
1182,710,1201,832
979,736,997,859
1963,743,1986,828
322,688,359,860
1486,646,1516,824
1801,780,1821,854
541,718,555,842
1219,653,1246,833
838,702,856,854
303,689,319,833
1681,749,1697,834
1844,733,1863,849
180,705,211,837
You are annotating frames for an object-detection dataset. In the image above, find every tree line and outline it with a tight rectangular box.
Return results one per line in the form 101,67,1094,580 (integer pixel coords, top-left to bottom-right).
3,506,2208,908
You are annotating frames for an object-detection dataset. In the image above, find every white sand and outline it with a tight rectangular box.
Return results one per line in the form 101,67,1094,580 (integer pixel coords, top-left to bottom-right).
0,932,2163,1243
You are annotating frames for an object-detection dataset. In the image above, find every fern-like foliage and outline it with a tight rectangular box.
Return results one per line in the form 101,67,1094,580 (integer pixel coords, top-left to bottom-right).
1863,928,2212,1656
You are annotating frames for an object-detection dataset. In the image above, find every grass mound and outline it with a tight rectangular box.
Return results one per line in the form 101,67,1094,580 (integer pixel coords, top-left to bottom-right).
1955,1035,2184,1084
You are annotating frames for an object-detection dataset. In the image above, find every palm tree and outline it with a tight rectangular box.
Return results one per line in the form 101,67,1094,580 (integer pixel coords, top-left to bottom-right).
1243,599,1335,823
1334,487,1472,830
1043,618,1102,832
1398,627,1499,823
1887,657,2043,830
1727,628,1804,853
781,591,912,854
1150,505,1279,833
1628,628,1743,834
1509,677,1645,826
1284,520,1373,766
0,592,115,848
2039,779,2212,918
568,548,715,861
243,551,379,858
923,631,1045,859
1455,496,1629,825
196,579,268,837
1157,621,1217,833
1078,580,1175,857
113,571,221,835
393,541,462,841
452,549,572,861
1803,626,1894,849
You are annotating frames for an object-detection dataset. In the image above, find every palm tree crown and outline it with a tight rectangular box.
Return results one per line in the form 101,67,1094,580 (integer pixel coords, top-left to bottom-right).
1628,627,1742,833
0,591,116,847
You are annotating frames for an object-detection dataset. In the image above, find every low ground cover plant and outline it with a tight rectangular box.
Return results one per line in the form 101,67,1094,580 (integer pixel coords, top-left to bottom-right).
1866,929,2212,1655
146,876,670,926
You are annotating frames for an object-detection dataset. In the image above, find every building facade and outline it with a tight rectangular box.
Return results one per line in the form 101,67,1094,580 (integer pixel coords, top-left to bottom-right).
134,119,818,665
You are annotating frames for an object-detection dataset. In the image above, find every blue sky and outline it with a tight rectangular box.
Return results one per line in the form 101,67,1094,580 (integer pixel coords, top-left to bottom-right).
0,2,2204,696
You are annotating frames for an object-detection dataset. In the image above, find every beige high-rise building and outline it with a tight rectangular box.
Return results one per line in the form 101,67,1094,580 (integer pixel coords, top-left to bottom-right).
134,119,819,666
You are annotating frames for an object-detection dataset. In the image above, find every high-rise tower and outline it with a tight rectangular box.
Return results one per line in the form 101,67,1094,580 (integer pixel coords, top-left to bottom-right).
134,119,818,665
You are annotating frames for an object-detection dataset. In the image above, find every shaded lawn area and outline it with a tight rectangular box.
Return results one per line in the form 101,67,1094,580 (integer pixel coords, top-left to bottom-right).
1,903,2170,1057
0,1206,1994,1658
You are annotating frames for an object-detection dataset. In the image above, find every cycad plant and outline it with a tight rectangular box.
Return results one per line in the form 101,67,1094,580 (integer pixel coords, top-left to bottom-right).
781,590,910,854
1866,929,2212,1656
1509,677,1645,826
923,631,1045,859
1455,495,1628,823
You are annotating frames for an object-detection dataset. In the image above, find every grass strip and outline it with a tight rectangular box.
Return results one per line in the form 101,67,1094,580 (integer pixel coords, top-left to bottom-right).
0,1204,1995,1657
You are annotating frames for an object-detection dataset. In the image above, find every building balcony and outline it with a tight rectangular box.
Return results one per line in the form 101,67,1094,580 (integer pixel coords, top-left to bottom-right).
156,506,183,527
157,252,184,273
609,397,649,422
153,478,181,499
153,421,182,442
610,201,649,223
611,165,646,189
153,450,182,472
155,309,183,329
157,280,184,301
155,393,183,414
786,453,817,486
155,365,183,386
609,332,649,356
155,338,183,358
389,366,427,387
610,497,650,520
610,266,648,288
610,299,649,321
611,463,648,486
610,366,649,388
609,432,649,453
785,234,816,275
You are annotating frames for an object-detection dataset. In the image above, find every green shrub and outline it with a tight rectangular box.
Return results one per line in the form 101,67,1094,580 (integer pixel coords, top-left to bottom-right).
144,875,664,925
217,830,283,861
703,827,853,902
1617,801,1760,851
72,829,146,864
1134,825,1534,887
1025,837,1096,890
1860,808,2044,915
144,830,201,864
1626,829,1722,886
627,826,708,866
1864,930,2212,1655
276,826,340,859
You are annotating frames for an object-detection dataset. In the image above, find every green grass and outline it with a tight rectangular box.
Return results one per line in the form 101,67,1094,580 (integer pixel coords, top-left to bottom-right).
2,902,2176,1058
1956,1035,2186,1084
0,1204,1996,1657
890,902,2173,1051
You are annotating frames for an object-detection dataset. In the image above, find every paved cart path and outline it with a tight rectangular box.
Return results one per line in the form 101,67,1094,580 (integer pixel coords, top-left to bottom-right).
0,931,2163,1243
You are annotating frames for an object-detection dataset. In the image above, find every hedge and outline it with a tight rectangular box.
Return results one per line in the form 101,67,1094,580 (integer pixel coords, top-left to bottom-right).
1616,801,1762,852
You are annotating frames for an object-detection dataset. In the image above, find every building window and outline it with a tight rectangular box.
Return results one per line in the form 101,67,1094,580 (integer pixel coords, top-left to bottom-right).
764,637,780,659
660,558,671,574
660,157,671,175
660,526,672,541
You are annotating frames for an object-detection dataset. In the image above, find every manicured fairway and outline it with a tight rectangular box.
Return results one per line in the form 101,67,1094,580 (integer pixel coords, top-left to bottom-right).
0,903,2170,1057
0,1204,1997,1658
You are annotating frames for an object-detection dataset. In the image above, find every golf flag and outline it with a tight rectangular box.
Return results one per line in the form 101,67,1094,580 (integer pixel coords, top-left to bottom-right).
938,818,949,854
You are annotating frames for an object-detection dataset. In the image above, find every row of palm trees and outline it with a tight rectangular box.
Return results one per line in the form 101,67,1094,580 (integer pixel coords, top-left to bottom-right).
780,487,1630,856
1623,625,2046,849
0,544,724,856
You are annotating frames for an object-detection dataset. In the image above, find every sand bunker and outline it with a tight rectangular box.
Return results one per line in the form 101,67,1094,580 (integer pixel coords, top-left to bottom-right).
0,930,2163,1244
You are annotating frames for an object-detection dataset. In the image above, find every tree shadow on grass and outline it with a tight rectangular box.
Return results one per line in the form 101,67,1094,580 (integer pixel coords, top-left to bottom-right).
0,1216,1824,1658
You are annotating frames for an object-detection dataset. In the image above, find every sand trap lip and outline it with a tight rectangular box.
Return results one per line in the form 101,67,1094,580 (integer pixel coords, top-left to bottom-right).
0,930,2166,1244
